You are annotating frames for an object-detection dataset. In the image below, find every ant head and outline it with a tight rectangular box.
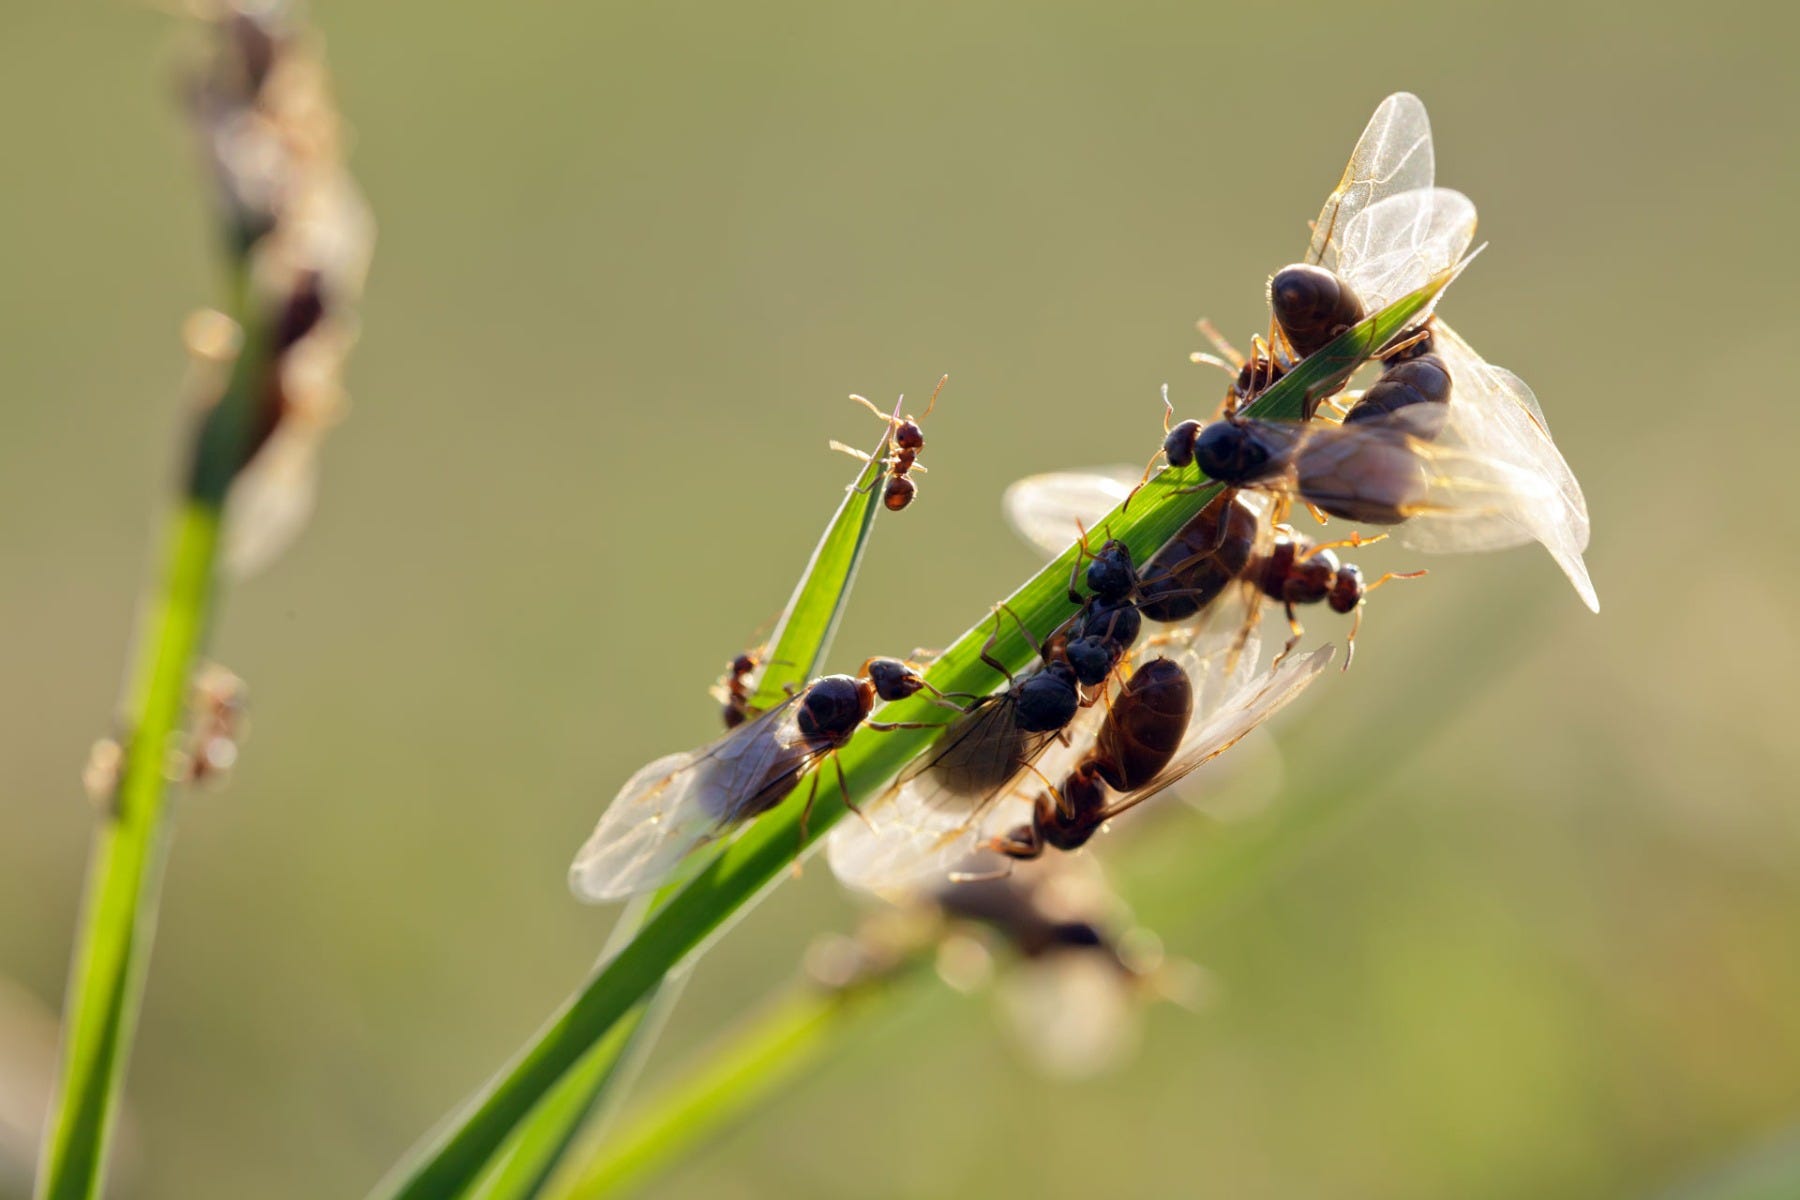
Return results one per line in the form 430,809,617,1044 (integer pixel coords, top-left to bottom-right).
729,652,757,675
1063,636,1119,688
1328,564,1365,614
863,657,924,702
1084,539,1136,602
894,419,925,451
1163,419,1203,468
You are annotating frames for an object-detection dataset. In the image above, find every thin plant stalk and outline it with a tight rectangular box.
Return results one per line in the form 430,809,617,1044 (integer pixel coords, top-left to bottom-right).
554,966,937,1200
38,277,280,1198
38,8,369,1195
374,274,1455,1200
467,425,902,1198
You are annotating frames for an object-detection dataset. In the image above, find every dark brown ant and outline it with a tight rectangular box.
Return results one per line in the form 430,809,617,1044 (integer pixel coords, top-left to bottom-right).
1342,326,1453,439
1268,262,1366,360
993,656,1193,861
1133,489,1262,623
1042,532,1145,689
833,374,947,511
572,653,969,900
1249,527,1425,669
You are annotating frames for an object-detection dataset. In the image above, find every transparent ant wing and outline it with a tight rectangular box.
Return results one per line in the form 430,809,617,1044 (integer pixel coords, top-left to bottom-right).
1002,468,1138,558
826,689,1091,899
1099,642,1335,824
569,697,813,902
1333,188,1477,314
1306,93,1436,271
1282,413,1561,552
1413,324,1597,611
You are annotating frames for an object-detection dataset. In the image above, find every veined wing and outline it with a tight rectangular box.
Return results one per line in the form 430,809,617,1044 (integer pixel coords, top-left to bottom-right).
828,689,1092,898
569,697,813,902
1421,323,1597,611
1333,188,1476,314
1098,643,1335,826
1306,93,1436,271
1277,411,1554,545
1003,468,1138,558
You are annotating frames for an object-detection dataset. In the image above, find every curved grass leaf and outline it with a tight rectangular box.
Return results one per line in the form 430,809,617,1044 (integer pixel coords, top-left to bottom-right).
462,420,900,1198
374,272,1454,1200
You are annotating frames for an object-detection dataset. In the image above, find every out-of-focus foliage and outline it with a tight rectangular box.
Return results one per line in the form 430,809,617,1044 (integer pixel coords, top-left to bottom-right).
0,2,1795,1199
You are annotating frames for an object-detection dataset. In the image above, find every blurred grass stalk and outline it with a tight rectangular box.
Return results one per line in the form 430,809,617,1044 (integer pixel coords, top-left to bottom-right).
376,275,1454,1200
553,962,937,1200
36,6,369,1198
468,425,900,1200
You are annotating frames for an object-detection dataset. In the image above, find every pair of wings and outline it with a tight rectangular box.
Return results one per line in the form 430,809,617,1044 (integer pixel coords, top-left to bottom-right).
826,611,1333,900
568,695,818,902
1301,93,1596,611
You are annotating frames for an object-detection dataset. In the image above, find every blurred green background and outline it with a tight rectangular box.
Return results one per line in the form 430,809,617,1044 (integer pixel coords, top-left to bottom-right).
3,2,1797,1197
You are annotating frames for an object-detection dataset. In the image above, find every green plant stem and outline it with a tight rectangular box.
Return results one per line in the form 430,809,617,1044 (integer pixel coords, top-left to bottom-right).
375,275,1451,1200
557,968,936,1200
465,423,900,1199
35,502,222,1200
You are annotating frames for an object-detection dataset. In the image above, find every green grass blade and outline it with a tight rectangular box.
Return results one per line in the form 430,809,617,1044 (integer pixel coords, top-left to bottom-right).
748,419,895,709
373,273,1451,1200
555,970,936,1200
458,424,898,1199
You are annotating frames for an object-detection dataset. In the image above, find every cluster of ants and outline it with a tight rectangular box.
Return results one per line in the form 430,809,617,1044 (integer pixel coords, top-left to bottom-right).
571,91,1593,906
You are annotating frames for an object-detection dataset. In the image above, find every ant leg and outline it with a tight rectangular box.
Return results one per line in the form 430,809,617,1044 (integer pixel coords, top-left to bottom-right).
997,602,1050,661
1304,501,1332,526
867,719,949,731
1123,388,1180,512
977,609,1016,684
1300,531,1387,560
919,373,948,420
794,770,824,869
1272,603,1304,668
848,393,899,426
1312,395,1352,422
829,440,887,495
1366,568,1429,591
1066,520,1100,604
1342,605,1363,673
1195,317,1245,369
1189,351,1238,379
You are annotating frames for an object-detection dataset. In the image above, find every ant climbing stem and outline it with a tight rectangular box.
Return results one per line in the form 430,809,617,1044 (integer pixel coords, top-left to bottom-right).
831,374,947,511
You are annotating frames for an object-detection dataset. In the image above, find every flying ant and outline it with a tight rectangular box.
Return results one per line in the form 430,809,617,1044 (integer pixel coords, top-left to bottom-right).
832,374,947,511
570,655,961,901
991,643,1333,864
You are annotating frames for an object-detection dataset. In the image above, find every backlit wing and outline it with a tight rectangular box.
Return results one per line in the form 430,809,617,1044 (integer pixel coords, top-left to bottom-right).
827,693,1089,898
1416,324,1597,611
1288,414,1561,553
1333,188,1476,313
569,698,811,902
1102,642,1335,823
1002,468,1138,558
1306,93,1436,271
